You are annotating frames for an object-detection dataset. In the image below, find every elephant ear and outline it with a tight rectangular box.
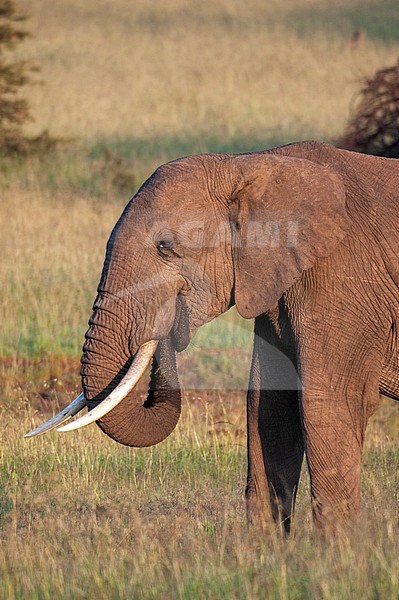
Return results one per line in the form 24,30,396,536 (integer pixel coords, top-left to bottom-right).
229,154,350,318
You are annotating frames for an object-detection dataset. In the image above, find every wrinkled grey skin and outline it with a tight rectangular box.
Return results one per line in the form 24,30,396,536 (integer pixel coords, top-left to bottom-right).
82,141,399,532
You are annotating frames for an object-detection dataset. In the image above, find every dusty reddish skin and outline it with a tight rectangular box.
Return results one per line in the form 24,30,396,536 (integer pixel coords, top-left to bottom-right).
81,141,399,533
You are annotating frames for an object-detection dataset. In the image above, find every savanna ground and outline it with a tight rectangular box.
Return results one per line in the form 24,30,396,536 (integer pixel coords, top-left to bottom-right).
1,0,398,597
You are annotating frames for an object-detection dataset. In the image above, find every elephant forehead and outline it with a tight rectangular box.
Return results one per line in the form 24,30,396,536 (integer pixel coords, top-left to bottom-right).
151,186,211,214
144,161,214,204
153,207,216,229
134,198,217,239
116,159,223,239
125,192,207,229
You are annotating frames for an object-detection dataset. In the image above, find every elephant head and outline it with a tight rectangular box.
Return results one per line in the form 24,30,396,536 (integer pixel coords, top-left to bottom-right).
25,146,350,446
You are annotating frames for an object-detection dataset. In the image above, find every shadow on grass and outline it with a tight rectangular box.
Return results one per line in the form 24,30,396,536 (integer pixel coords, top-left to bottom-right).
131,1,399,45
286,0,399,44
87,129,318,195
1,130,325,199
88,130,298,164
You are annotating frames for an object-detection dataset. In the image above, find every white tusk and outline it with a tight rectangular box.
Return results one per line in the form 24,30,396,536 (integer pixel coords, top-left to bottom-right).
57,339,158,433
23,393,86,438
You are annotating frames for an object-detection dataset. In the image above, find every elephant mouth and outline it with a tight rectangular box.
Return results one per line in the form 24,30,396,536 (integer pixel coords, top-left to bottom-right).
171,295,191,352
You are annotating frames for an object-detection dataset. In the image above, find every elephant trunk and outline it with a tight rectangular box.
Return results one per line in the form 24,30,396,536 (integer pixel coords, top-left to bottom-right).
80,309,181,447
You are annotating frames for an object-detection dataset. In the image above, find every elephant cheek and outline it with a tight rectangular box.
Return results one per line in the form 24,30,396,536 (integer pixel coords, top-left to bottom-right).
150,296,178,340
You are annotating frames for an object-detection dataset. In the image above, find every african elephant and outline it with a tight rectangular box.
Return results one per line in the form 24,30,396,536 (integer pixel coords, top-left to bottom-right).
26,141,399,532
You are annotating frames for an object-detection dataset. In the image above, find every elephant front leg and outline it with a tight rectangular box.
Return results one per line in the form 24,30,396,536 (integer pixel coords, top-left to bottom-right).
246,327,304,533
247,387,304,533
246,386,274,529
261,389,304,532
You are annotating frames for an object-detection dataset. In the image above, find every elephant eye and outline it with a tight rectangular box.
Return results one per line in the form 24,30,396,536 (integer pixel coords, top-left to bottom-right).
156,236,176,258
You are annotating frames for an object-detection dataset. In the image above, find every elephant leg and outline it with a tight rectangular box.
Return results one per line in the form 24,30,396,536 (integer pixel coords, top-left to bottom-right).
302,391,367,530
299,338,383,531
246,316,304,533
246,383,273,529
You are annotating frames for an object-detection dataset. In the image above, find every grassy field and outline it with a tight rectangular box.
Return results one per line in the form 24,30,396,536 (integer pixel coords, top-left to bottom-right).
15,0,399,144
1,0,399,597
1,399,398,598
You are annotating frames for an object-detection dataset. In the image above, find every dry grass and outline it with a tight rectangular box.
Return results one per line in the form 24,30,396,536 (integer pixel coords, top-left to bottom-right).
0,1,398,597
0,399,398,599
0,188,124,357
15,0,399,144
